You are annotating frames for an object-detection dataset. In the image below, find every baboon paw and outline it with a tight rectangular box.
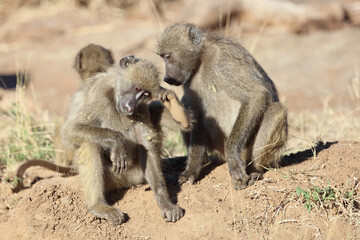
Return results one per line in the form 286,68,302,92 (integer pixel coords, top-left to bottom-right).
158,88,176,104
178,170,198,185
161,205,185,223
232,179,249,190
112,158,127,175
106,208,127,225
90,205,127,225
231,174,251,190
158,88,189,128
111,150,127,175
228,160,250,190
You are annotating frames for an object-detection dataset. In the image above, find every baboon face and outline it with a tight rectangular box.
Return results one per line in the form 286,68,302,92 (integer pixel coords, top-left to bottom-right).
156,23,204,86
115,83,151,116
115,56,160,115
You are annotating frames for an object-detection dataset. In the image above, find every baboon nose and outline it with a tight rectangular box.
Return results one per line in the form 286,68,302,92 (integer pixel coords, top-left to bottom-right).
125,103,134,114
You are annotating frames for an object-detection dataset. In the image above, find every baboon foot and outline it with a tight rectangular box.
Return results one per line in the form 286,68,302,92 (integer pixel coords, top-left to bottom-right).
228,162,251,190
248,172,263,186
178,168,200,185
231,175,251,190
160,203,185,223
89,203,127,225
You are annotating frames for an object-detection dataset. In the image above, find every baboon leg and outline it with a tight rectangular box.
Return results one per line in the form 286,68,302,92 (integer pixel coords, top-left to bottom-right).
77,142,126,225
178,128,208,185
226,102,258,190
144,151,184,222
241,143,253,164
248,102,288,185
54,118,73,166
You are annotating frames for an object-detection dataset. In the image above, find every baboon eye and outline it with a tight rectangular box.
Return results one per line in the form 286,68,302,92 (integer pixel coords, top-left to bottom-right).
135,86,142,92
144,92,151,97
164,54,171,60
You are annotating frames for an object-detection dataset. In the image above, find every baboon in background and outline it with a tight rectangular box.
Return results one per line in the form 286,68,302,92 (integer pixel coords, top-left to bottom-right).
54,43,115,166
156,23,288,190
60,55,189,225
74,43,115,80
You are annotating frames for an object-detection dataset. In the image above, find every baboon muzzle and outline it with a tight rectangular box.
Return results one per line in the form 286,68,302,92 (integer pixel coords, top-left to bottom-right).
164,76,182,86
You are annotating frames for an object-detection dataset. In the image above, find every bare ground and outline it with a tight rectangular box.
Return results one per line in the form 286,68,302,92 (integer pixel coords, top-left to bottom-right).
0,141,359,239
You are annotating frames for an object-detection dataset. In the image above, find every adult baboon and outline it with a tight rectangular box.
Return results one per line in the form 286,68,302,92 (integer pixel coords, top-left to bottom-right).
156,23,288,190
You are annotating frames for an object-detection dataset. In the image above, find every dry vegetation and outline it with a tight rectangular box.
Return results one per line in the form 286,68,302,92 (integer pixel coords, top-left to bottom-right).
0,0,359,239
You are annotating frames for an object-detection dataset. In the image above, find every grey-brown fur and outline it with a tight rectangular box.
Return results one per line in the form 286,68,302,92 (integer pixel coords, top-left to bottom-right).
55,44,115,167
155,23,288,190
12,44,117,192
12,52,191,196
61,56,185,225
74,43,115,80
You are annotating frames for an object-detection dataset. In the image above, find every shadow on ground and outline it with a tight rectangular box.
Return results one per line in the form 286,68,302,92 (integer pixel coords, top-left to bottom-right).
280,141,337,167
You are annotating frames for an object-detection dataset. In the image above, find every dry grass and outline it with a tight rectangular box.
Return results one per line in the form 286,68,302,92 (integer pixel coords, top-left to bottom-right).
0,74,54,170
286,65,360,154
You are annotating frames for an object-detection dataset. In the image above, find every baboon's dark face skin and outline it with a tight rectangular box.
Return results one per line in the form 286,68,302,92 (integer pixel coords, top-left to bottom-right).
156,23,204,86
115,84,151,116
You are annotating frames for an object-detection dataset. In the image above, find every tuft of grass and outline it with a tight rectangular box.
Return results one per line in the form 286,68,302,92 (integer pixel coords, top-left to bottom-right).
296,185,337,213
296,183,359,224
0,73,54,168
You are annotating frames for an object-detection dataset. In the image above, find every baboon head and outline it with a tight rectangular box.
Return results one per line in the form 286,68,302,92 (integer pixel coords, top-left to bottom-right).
115,56,160,116
155,23,204,86
74,43,115,80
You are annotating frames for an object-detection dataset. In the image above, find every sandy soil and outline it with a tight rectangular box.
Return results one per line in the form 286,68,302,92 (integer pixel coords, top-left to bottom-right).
0,141,359,239
0,1,360,239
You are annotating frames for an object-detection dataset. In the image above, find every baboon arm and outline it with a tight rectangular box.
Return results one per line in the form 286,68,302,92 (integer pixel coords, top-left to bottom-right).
70,123,128,174
144,151,185,222
70,123,125,149
177,123,207,184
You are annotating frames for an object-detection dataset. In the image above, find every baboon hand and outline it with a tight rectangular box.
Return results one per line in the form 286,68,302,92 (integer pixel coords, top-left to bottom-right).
161,203,185,223
110,136,127,174
178,167,201,185
158,88,190,129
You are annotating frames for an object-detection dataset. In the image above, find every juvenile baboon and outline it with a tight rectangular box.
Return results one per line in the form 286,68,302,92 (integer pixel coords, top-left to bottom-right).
12,56,191,212
55,44,116,166
61,55,189,224
74,43,115,80
155,23,288,190
13,44,115,193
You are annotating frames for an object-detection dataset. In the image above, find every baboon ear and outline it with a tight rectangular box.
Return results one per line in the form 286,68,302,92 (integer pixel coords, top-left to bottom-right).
107,49,115,65
119,55,137,68
187,25,202,45
75,52,83,70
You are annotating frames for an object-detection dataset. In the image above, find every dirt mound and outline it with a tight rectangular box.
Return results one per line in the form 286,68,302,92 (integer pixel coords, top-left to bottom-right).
1,141,359,239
